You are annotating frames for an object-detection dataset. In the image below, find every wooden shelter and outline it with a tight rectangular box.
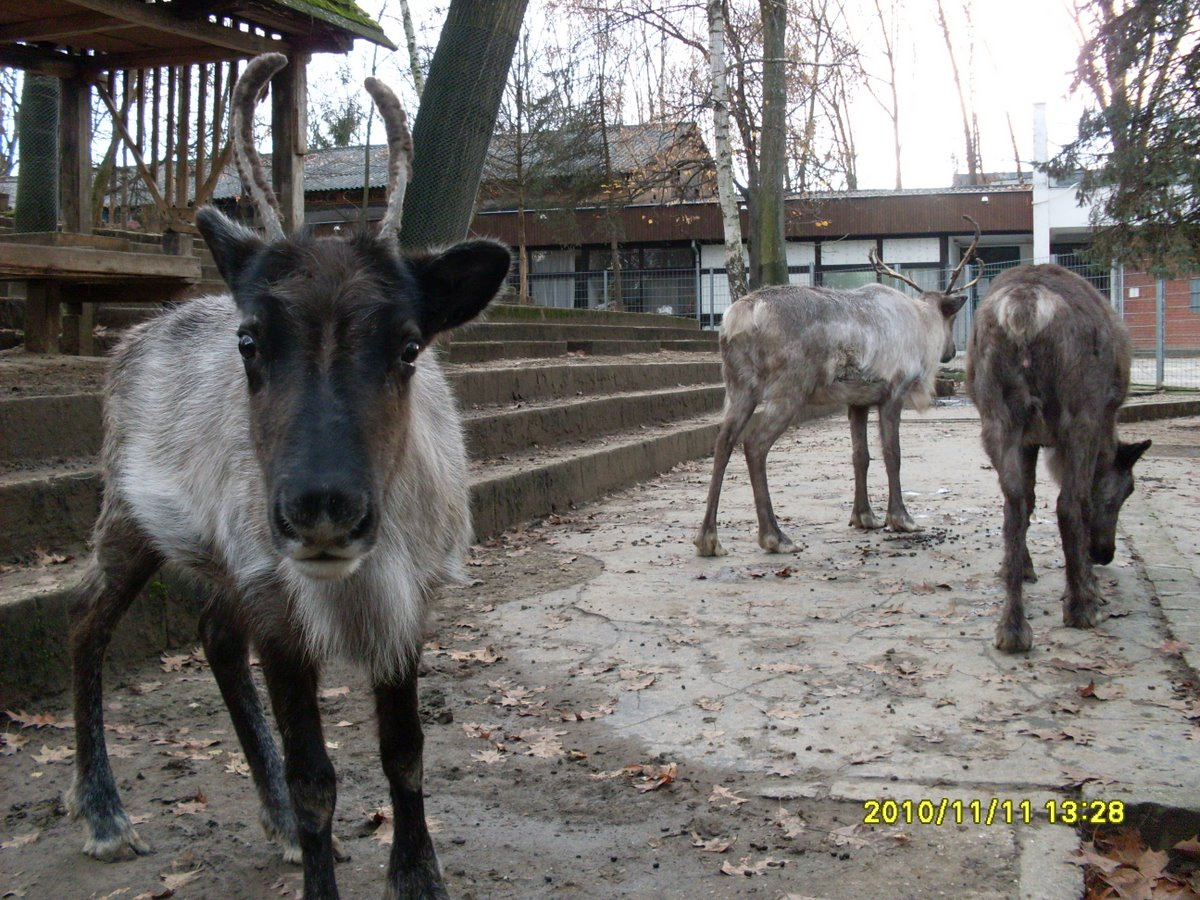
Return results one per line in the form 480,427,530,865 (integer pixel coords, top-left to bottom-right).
0,0,393,352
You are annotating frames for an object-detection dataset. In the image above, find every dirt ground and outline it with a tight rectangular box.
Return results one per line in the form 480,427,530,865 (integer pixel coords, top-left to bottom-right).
2,409,1199,899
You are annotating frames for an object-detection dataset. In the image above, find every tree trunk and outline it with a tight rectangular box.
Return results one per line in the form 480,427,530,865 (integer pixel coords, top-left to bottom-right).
399,0,529,249
935,0,979,184
707,0,748,303
398,0,425,98
14,74,59,233
755,0,789,287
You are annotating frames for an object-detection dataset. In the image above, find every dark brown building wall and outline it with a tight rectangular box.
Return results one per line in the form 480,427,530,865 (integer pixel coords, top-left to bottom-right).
467,188,1032,248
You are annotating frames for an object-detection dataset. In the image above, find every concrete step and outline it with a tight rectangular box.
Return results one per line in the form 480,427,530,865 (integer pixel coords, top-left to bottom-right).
0,463,100,560
484,303,700,330
463,385,723,458
0,357,724,467
0,411,722,703
440,338,717,363
454,322,714,343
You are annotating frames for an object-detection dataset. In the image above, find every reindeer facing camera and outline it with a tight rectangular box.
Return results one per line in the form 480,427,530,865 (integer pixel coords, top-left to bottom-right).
66,53,511,899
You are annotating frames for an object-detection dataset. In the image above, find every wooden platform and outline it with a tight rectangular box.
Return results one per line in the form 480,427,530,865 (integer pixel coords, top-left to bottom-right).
0,234,200,354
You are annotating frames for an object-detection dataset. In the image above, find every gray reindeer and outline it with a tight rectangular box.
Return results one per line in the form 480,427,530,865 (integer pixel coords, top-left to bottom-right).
966,263,1150,652
695,221,980,557
66,53,510,899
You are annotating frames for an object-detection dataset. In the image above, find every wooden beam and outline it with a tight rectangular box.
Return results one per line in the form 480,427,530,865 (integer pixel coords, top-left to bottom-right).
94,79,173,223
271,52,308,234
0,44,80,78
66,0,282,56
82,44,265,73
0,12,136,43
0,243,201,280
24,281,62,354
59,75,92,234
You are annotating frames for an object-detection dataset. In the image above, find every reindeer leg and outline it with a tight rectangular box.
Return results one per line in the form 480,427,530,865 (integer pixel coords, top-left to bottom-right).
1056,443,1102,629
200,607,354,865
847,404,882,529
695,390,757,557
743,397,796,554
878,394,921,532
991,438,1035,652
376,670,448,900
259,641,339,899
67,506,162,860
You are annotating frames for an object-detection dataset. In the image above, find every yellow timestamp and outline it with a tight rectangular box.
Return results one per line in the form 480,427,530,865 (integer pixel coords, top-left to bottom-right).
862,798,1126,827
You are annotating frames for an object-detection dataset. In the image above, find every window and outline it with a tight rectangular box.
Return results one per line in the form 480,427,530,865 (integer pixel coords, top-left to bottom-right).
1191,278,1200,313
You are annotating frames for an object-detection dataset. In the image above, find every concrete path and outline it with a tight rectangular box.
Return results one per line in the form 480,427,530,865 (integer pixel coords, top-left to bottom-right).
476,404,1200,897
2,403,1196,898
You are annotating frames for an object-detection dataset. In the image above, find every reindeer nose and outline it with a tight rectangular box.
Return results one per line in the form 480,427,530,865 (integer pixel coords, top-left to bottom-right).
276,483,372,546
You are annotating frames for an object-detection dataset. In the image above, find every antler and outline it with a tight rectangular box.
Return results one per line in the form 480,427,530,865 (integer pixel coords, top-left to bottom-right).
232,53,288,242
363,77,413,245
945,215,983,294
868,247,925,293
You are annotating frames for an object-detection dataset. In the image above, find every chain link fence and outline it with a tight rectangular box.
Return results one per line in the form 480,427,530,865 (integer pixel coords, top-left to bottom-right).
512,256,1200,390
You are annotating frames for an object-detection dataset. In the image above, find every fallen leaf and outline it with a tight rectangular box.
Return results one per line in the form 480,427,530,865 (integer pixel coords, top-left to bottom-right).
4,710,66,729
160,866,204,892
32,744,73,764
1,831,39,849
172,790,208,816
1161,640,1188,656
719,856,784,876
1077,681,1126,701
830,824,872,848
691,832,736,853
709,785,748,807
773,808,806,839
752,662,812,674
471,749,506,765
695,697,724,712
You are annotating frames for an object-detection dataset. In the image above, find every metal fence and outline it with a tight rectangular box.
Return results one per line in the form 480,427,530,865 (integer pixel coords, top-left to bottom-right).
511,258,1200,390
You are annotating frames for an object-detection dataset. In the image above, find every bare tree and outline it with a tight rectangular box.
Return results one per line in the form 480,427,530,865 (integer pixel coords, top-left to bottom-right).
756,0,789,287
398,0,425,98
935,0,981,184
0,68,18,177
868,0,902,189
707,0,748,301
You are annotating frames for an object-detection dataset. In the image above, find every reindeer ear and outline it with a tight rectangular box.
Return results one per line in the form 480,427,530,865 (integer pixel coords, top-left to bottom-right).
940,294,968,317
196,206,265,290
1116,439,1151,469
411,240,512,337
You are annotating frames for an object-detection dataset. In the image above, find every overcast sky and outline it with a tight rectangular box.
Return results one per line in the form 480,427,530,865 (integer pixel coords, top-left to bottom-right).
328,0,1089,191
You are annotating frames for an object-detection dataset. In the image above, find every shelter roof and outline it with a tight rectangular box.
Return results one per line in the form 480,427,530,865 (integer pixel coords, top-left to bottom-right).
0,0,393,75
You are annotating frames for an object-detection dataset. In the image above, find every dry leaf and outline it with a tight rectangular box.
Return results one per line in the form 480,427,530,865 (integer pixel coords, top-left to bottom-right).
471,749,506,765
172,790,208,816
1,831,39,849
160,866,204,892
719,856,784,876
691,832,735,853
1161,640,1188,656
1077,680,1126,701
695,697,724,712
32,744,73,764
773,808,806,839
4,710,66,729
709,785,748,807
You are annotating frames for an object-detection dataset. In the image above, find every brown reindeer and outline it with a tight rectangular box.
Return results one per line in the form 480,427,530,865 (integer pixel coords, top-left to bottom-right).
65,54,511,899
966,263,1150,652
695,220,980,557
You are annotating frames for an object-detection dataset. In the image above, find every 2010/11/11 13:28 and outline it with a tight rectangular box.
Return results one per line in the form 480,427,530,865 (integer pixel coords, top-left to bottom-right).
862,797,1126,826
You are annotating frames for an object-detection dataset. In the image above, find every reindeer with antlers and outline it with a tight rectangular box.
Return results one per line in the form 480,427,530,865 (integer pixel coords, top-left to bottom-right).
65,54,510,899
695,218,981,557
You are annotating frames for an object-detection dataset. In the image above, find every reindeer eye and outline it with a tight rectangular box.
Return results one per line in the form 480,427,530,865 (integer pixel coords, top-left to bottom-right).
238,332,257,361
400,340,421,365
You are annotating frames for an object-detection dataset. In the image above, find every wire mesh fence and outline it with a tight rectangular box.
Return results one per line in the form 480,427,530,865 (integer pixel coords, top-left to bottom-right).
511,256,1200,390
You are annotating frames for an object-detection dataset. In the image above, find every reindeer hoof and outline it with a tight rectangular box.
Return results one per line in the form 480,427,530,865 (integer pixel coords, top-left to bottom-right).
694,532,727,558
994,618,1033,653
759,533,796,554
1062,594,1100,629
999,562,1038,584
886,514,923,533
850,510,882,530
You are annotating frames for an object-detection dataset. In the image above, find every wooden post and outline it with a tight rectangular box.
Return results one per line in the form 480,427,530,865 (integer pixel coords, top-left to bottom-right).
59,75,92,235
271,53,308,234
24,281,62,354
